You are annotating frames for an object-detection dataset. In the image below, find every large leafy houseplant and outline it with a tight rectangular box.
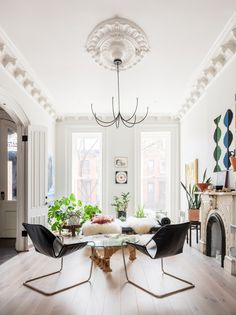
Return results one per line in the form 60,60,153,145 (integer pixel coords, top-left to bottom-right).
48,193,83,233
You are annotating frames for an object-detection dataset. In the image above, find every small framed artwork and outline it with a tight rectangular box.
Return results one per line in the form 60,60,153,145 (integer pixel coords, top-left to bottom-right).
115,171,128,184
114,157,128,168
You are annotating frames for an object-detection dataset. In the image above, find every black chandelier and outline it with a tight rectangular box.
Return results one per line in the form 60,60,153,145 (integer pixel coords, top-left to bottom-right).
91,59,149,128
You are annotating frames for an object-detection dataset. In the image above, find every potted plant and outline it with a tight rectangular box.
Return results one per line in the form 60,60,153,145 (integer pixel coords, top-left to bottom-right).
80,204,102,225
134,205,146,218
181,182,201,221
48,193,83,234
111,192,130,221
197,168,212,191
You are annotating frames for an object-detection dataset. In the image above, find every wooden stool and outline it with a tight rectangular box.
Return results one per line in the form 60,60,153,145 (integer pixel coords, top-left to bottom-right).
186,221,201,247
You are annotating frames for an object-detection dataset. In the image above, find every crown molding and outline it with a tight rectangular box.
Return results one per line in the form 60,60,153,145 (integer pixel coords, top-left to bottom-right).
0,26,57,120
178,11,236,120
56,114,179,124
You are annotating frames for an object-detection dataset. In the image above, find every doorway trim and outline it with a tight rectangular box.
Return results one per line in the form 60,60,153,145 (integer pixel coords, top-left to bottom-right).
0,87,30,251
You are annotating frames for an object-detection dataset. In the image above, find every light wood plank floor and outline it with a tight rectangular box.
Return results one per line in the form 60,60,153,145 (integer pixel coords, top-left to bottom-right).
0,242,236,315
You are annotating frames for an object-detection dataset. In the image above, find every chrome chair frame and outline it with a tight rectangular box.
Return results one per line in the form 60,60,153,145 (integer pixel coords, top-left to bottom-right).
22,223,95,296
122,222,195,298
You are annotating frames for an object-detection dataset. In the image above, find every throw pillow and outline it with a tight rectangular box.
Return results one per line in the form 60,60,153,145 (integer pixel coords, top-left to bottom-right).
92,214,114,224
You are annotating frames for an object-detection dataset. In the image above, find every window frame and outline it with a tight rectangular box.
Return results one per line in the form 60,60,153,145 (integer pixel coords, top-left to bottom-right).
134,123,180,221
65,125,106,209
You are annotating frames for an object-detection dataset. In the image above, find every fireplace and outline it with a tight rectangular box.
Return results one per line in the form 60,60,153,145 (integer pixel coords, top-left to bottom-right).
199,192,236,275
206,213,226,267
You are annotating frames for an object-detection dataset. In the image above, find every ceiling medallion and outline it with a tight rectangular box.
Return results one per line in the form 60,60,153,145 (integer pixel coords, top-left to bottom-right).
86,17,150,70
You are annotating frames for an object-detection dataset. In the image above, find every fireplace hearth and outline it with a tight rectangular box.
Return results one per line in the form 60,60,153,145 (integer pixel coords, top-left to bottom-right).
199,192,236,275
206,212,226,267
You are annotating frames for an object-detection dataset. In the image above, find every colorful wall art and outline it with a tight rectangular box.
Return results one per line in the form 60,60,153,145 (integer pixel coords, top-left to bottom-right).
213,109,234,172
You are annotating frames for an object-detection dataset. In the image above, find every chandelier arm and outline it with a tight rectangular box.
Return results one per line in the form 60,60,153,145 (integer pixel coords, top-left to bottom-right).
91,104,120,124
94,115,118,126
94,115,118,127
112,97,116,118
121,115,138,128
131,107,149,124
122,106,149,126
120,98,139,122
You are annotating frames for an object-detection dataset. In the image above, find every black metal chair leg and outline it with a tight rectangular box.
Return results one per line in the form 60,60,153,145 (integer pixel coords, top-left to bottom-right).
122,247,194,299
23,251,94,296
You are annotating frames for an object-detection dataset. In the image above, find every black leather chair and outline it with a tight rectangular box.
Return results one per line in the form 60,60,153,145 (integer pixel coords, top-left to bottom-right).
22,223,94,296
122,222,194,298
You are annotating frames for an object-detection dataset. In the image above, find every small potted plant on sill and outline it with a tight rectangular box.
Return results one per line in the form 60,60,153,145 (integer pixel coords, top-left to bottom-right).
181,182,201,221
197,168,212,192
111,192,130,221
134,205,146,218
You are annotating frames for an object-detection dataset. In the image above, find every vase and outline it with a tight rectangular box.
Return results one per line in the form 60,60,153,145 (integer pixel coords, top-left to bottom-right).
197,183,209,191
117,210,126,221
188,209,200,221
68,215,80,225
230,156,236,171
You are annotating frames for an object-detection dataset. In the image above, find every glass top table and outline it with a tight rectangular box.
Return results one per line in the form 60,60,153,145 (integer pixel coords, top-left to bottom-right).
84,234,139,272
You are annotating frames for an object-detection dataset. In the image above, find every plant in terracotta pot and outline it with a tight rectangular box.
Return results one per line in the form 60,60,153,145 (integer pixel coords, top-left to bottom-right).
197,169,212,191
181,182,201,221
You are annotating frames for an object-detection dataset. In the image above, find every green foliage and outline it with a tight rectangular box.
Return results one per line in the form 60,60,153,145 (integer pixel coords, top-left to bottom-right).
81,204,102,225
134,205,146,218
48,193,83,232
202,168,211,184
111,192,130,212
180,182,201,209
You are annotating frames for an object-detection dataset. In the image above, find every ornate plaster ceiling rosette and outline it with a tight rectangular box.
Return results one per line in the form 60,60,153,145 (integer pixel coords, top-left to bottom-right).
86,17,150,71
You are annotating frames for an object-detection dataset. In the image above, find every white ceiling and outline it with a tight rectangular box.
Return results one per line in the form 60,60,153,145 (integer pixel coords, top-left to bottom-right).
0,0,235,116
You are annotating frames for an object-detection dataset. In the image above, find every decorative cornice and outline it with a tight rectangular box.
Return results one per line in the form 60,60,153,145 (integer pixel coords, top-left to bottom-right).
178,12,236,120
0,27,57,120
86,17,150,71
56,114,179,123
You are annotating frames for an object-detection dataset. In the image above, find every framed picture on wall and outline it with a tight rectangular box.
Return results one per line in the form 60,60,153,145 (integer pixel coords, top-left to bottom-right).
114,157,128,168
185,159,198,188
115,171,128,184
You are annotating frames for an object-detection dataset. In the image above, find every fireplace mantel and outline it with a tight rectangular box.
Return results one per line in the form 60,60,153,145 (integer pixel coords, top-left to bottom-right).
199,192,236,275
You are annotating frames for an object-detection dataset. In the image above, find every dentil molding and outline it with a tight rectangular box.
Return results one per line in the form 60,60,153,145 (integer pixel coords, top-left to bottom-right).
178,12,236,120
0,28,57,119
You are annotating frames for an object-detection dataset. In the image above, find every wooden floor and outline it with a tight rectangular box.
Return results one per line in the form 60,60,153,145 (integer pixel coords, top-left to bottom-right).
0,241,236,315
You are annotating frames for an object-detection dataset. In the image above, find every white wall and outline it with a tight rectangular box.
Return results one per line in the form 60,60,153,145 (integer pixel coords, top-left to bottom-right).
181,56,236,211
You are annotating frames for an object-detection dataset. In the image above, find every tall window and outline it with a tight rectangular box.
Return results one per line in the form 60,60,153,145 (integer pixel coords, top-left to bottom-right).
72,133,102,205
141,132,170,216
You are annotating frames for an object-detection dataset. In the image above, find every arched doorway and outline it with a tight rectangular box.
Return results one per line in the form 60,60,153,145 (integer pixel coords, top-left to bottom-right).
0,109,17,237
0,88,30,252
